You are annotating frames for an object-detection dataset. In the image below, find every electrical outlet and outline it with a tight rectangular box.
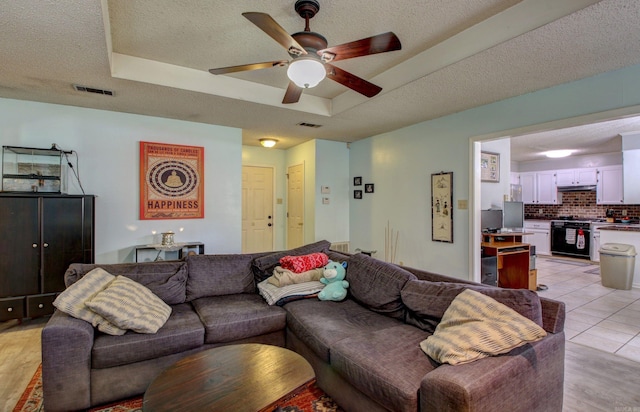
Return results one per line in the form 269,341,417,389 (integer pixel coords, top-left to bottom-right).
622,210,627,216
538,209,543,214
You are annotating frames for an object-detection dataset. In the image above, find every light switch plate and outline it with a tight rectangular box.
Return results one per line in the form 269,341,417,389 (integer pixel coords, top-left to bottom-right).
321,186,331,194
322,197,330,204
457,199,468,210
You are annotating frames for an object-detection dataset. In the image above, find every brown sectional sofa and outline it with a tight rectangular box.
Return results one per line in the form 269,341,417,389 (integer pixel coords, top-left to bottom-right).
41,240,565,411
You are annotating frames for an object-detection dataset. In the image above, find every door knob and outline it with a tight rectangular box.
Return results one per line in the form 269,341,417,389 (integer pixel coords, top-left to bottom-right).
268,223,272,227
268,215,272,219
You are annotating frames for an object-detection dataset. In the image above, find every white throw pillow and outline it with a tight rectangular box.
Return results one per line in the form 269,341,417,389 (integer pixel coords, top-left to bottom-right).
85,275,172,334
420,289,547,365
53,267,126,335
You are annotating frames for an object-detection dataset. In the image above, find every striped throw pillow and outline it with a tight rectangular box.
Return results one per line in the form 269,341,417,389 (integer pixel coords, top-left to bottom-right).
53,267,126,335
420,289,547,365
86,275,172,334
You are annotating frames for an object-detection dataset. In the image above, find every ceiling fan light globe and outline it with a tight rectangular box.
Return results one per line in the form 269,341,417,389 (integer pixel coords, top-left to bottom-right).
287,58,326,88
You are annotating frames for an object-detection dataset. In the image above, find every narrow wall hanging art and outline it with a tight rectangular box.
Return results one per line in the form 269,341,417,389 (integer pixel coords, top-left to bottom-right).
431,171,453,243
140,141,204,220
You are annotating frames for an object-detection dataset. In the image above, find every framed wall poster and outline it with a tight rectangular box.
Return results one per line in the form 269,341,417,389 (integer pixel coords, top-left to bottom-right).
353,176,362,186
140,141,205,219
480,151,500,182
431,171,453,243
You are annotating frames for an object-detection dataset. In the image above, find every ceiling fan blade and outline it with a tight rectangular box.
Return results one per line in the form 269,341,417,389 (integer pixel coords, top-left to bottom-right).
325,64,382,98
282,81,303,104
209,60,288,75
242,12,307,56
317,32,401,62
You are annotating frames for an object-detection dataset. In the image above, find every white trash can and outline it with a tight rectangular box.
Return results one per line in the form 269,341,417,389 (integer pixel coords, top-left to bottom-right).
599,243,636,290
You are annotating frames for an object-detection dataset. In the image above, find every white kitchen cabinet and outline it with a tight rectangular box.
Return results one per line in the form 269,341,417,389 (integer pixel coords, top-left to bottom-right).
520,171,558,204
596,165,623,204
524,220,551,255
536,171,559,204
556,168,598,187
520,172,536,204
623,150,640,204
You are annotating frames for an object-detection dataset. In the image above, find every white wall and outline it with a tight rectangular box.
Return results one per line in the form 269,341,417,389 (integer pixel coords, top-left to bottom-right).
350,62,640,280
0,98,242,263
481,138,511,210
516,152,622,172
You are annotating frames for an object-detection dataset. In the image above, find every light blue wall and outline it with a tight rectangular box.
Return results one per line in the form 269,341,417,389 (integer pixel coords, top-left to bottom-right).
0,98,242,263
349,63,640,280
315,140,350,243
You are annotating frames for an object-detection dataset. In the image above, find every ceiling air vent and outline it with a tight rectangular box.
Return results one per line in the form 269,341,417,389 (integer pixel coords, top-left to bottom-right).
297,122,322,128
73,84,114,96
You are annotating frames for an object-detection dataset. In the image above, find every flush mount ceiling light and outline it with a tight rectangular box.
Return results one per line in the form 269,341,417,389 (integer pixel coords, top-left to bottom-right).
260,138,278,148
287,57,326,88
544,150,573,158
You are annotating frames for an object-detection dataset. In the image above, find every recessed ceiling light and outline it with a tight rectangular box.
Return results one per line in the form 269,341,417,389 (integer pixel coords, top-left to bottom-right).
544,150,573,158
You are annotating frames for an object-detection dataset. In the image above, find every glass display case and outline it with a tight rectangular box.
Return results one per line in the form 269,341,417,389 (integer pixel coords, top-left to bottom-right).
2,145,67,193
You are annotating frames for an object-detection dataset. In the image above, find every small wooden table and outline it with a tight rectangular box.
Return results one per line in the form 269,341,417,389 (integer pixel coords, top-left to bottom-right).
143,344,315,412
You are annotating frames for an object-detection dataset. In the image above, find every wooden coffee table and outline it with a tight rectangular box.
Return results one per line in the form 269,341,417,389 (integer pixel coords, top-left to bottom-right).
142,343,315,412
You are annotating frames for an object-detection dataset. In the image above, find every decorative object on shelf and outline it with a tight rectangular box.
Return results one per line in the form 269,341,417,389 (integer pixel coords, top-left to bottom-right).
432,171,453,243
365,183,374,193
2,145,68,193
480,151,500,182
384,220,399,263
353,176,362,186
354,190,362,199
140,141,204,220
161,231,175,246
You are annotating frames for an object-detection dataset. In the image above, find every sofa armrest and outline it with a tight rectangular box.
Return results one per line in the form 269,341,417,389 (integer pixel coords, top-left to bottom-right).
420,332,565,412
539,297,565,334
42,310,95,412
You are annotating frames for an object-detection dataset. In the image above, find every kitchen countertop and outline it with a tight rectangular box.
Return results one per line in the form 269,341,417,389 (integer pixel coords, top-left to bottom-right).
599,225,640,232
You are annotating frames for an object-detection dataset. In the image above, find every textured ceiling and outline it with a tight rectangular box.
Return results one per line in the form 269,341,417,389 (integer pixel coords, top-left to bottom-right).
1,0,640,160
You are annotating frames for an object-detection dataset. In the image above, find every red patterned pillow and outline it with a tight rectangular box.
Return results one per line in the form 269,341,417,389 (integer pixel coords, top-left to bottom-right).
280,253,329,273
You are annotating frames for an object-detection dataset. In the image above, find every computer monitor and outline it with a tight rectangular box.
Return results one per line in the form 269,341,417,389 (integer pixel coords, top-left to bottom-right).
502,201,524,231
481,209,503,232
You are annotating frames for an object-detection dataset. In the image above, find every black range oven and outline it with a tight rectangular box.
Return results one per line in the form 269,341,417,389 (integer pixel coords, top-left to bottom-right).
550,220,591,259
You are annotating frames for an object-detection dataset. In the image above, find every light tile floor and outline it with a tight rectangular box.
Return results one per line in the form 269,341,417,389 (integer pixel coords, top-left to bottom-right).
536,255,640,363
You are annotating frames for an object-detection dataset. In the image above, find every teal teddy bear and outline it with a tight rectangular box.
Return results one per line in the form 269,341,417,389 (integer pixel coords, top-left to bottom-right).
318,260,349,301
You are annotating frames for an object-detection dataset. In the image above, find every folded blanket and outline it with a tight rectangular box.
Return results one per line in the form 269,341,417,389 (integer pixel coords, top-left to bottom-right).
280,252,329,273
268,266,324,287
257,279,324,306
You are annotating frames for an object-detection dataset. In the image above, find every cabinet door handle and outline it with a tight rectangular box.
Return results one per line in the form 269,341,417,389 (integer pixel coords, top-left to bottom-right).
43,243,49,248
32,243,38,248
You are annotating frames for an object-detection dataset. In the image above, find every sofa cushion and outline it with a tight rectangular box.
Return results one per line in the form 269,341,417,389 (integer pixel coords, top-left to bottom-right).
330,324,436,412
251,240,331,282
53,267,126,335
346,253,417,320
86,276,172,334
185,254,257,301
191,294,287,343
65,261,188,305
91,303,204,369
420,289,547,365
284,298,402,362
401,279,543,334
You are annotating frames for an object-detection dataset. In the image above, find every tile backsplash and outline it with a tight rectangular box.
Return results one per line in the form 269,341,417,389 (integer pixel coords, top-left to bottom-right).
524,191,640,219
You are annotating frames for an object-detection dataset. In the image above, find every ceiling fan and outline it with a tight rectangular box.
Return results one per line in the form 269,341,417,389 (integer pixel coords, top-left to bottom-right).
209,0,401,104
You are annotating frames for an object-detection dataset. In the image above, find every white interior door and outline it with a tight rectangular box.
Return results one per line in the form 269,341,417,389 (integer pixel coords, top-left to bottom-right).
287,163,304,248
242,166,274,253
